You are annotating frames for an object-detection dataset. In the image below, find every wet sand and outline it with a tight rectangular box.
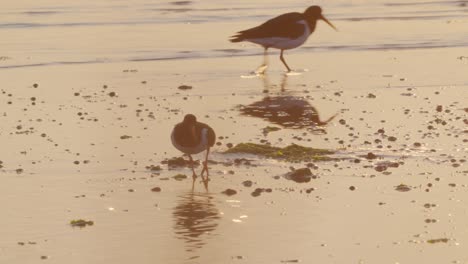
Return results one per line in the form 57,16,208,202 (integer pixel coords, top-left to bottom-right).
1,1,468,263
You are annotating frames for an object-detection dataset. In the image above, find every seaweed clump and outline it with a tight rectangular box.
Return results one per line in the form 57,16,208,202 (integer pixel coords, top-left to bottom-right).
262,126,281,135
224,143,335,162
161,157,200,168
70,219,94,228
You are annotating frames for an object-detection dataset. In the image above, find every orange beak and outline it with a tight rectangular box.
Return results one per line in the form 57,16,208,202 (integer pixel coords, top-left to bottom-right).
320,15,338,31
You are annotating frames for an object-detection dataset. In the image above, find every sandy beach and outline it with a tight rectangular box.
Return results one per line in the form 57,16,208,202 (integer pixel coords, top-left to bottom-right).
1,0,467,263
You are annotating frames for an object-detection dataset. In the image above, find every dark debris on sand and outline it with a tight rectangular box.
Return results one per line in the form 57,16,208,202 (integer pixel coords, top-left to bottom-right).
162,157,200,168
221,189,237,196
284,168,314,183
70,219,94,228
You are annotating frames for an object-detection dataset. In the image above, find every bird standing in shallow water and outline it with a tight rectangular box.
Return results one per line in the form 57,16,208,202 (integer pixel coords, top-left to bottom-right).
171,114,216,186
230,6,337,73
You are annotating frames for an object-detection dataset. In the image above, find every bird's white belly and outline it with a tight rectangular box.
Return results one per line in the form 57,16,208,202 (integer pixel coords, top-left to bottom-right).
248,20,310,50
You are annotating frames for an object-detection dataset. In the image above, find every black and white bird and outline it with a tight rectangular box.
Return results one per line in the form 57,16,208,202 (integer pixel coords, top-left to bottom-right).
171,114,216,181
230,6,337,73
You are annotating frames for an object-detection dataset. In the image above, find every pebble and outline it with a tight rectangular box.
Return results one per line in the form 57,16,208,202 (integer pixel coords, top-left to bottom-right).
285,168,313,183
221,189,237,196
178,85,192,90
151,187,161,192
242,180,253,187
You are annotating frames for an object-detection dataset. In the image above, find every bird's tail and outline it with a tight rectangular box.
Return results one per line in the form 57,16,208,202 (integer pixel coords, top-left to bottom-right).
229,33,244,43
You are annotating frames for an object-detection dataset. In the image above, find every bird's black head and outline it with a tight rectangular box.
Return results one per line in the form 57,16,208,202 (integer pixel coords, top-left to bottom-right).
304,6,322,18
304,5,337,31
183,114,197,125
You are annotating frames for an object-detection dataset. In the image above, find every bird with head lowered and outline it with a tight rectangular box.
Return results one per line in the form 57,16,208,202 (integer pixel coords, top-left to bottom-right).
171,114,216,186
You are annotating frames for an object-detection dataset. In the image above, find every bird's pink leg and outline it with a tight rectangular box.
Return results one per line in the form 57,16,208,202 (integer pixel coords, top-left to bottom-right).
200,147,210,179
279,49,292,72
255,48,268,74
188,154,197,179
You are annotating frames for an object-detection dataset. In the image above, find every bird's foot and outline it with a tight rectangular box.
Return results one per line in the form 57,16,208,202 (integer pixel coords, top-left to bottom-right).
255,64,268,75
285,68,307,76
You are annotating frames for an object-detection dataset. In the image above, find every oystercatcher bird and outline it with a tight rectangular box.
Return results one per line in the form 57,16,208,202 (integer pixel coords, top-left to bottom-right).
171,114,216,182
230,6,337,73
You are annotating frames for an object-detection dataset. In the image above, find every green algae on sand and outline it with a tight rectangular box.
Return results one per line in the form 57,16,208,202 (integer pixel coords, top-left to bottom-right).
225,143,335,162
172,174,188,181
70,219,94,228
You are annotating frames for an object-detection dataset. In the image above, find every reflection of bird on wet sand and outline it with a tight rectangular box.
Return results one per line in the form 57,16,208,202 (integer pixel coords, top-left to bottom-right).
240,74,337,133
240,96,337,133
173,191,220,255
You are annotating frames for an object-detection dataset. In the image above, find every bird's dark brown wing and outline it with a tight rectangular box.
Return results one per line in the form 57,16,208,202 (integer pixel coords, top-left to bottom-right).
230,12,305,42
173,123,198,147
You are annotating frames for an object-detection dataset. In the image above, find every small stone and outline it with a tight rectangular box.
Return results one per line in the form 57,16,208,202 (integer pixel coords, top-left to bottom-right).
151,187,161,192
349,186,356,191
242,180,253,187
395,184,411,192
178,85,192,90
251,188,263,197
281,260,300,263
284,168,313,183
375,165,387,172
146,165,162,171
70,219,94,227
251,191,261,197
221,189,237,196
172,174,188,181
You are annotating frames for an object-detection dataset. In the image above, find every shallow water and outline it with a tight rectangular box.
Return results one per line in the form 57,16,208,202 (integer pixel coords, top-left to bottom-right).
2,0,468,68
0,1,467,264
